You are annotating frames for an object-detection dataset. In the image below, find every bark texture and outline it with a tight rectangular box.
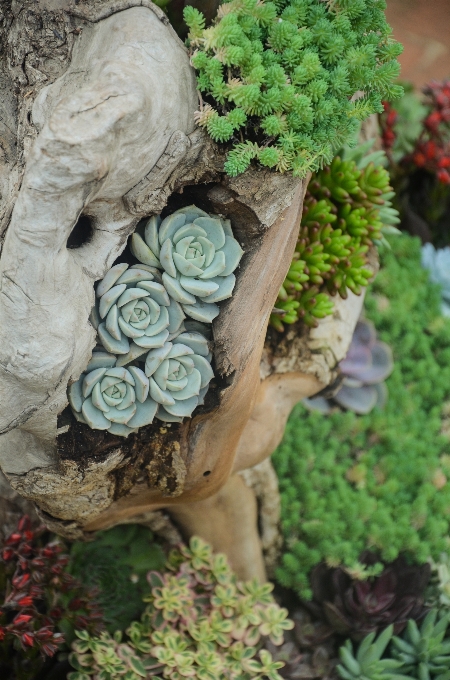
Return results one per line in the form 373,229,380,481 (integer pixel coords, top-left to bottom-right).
0,1,372,576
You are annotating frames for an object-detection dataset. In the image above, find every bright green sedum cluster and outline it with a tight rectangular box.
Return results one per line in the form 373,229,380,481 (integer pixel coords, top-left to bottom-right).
184,0,403,177
69,537,293,680
271,144,399,330
273,234,450,598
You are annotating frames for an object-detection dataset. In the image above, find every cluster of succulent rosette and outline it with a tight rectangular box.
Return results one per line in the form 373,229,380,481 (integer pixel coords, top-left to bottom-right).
68,206,243,436
69,537,293,680
270,145,399,330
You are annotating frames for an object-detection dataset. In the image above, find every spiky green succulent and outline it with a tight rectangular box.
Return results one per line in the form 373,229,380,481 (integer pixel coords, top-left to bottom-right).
337,625,411,680
184,0,403,177
270,145,399,331
391,610,450,678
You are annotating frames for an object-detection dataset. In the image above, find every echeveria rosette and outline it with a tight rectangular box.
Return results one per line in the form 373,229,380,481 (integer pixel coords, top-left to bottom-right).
143,330,214,423
68,351,158,437
130,205,244,324
91,262,186,358
421,243,450,317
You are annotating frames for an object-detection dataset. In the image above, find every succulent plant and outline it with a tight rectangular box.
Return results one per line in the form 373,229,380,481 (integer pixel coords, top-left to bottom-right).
274,234,450,601
304,318,394,415
310,554,430,640
69,325,214,431
391,609,450,678
337,625,411,680
69,536,293,680
270,146,399,331
426,554,450,611
141,330,214,422
0,516,102,680
421,244,450,317
68,357,158,437
183,0,403,178
67,206,237,434
130,205,244,323
91,263,185,356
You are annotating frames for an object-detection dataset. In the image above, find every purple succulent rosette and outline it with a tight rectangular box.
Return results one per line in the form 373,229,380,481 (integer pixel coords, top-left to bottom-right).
310,553,430,639
130,205,244,323
304,319,394,415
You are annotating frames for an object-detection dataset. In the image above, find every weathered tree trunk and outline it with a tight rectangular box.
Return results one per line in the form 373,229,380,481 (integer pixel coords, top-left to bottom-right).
0,0,369,578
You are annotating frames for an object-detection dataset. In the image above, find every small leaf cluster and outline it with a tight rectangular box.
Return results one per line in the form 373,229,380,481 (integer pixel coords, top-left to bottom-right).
69,525,165,633
270,145,399,330
338,611,450,680
0,516,102,680
184,0,403,177
69,536,293,680
426,554,450,611
273,234,450,598
391,610,450,679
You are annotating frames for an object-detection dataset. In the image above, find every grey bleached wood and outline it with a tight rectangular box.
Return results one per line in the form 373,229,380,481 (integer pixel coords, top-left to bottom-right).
0,3,197,473
0,1,373,579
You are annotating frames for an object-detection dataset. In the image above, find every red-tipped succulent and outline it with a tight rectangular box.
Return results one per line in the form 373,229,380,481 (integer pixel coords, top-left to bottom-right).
0,515,103,674
309,553,430,640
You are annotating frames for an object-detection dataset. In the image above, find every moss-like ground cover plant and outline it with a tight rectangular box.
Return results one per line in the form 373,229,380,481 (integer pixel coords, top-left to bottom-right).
184,0,403,177
273,233,450,599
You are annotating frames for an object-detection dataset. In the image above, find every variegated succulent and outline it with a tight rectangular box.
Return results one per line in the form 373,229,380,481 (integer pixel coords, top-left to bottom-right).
130,205,244,323
69,537,292,680
90,263,185,356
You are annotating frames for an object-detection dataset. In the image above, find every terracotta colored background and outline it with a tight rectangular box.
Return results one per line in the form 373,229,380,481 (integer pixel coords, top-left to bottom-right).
386,0,450,88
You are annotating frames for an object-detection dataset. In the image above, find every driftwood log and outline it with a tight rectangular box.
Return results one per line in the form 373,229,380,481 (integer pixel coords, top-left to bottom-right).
0,0,369,579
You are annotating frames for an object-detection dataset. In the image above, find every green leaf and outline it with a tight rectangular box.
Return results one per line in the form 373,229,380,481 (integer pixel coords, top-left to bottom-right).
128,656,147,678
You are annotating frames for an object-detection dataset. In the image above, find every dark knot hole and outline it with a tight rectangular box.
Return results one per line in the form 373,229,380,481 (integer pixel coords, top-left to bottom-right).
67,214,94,249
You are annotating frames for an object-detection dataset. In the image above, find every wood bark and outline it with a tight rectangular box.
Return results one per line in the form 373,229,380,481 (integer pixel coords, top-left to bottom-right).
0,0,372,576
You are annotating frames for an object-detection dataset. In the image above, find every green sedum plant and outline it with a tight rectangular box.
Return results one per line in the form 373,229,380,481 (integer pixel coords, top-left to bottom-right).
184,0,403,177
69,537,293,680
270,145,399,329
273,234,450,598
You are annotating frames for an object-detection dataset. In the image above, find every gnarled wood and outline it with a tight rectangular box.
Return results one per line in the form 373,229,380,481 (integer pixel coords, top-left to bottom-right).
0,1,372,578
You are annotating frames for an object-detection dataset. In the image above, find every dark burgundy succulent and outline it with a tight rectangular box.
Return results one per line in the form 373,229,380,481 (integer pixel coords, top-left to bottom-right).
0,516,103,680
309,553,431,640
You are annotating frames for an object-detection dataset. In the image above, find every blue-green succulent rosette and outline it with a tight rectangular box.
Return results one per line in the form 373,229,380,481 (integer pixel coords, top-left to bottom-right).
89,262,186,358
68,328,214,434
130,205,244,323
141,330,214,423
68,351,158,437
